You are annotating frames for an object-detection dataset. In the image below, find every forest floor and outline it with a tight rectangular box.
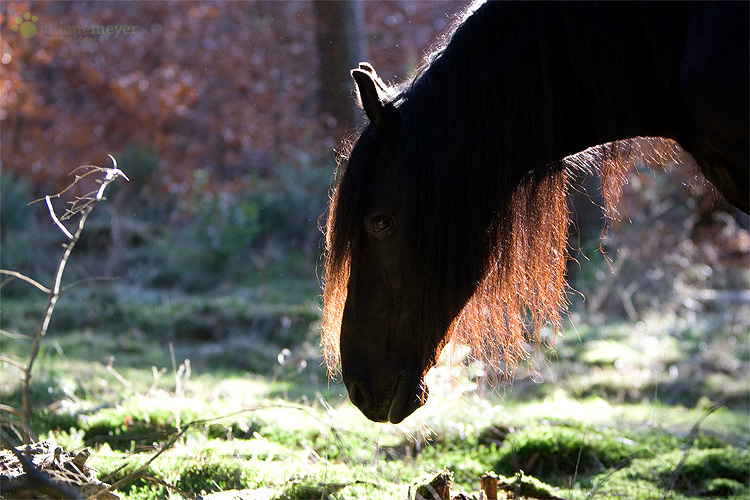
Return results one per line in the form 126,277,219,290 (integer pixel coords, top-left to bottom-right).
1,283,748,500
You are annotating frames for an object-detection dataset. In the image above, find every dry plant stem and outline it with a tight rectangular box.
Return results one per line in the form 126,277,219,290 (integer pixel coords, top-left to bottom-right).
20,162,127,443
126,473,198,499
0,329,35,341
21,202,90,443
586,456,636,500
0,269,51,293
0,404,24,417
98,426,189,497
662,403,721,496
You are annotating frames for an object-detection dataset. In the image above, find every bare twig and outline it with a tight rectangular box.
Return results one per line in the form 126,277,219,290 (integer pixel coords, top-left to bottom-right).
17,158,127,443
662,403,722,496
106,357,133,388
46,195,75,239
29,167,98,206
586,455,638,499
99,425,189,496
60,275,120,293
0,404,25,417
127,472,199,499
0,269,52,293
0,355,28,371
1,329,35,341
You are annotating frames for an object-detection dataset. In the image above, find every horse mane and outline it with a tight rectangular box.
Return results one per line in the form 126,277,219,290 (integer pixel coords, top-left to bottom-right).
447,138,688,380
322,1,690,379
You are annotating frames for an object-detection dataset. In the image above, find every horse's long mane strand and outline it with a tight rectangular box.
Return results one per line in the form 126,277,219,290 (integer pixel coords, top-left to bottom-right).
448,165,571,376
321,172,351,377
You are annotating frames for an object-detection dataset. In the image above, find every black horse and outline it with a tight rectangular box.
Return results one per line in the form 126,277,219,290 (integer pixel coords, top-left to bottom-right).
322,1,749,423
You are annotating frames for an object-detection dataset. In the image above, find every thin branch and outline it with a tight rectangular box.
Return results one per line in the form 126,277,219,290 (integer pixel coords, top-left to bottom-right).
98,155,129,198
1,329,35,341
0,422,25,442
106,358,132,388
29,165,104,206
0,269,52,294
20,160,127,443
662,403,722,496
0,355,28,371
100,426,189,496
0,404,24,417
586,454,641,499
60,275,120,294
128,473,198,500
46,195,74,239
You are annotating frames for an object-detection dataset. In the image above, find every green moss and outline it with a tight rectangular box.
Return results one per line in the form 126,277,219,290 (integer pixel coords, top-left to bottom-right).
175,460,250,495
494,424,638,484
276,481,347,500
703,478,747,498
657,448,749,494
591,446,749,499
497,471,560,499
81,398,204,449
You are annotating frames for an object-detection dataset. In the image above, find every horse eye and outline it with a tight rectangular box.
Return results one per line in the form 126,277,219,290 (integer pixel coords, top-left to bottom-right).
370,215,393,234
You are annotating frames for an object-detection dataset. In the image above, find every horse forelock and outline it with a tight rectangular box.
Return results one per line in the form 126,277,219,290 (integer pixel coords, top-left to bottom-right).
321,125,393,377
321,135,363,377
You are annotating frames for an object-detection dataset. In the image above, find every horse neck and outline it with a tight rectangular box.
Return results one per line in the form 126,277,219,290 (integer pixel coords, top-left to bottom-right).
399,2,693,301
407,2,688,188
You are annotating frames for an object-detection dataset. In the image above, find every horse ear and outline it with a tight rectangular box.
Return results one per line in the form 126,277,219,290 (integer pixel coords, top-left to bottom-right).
352,65,392,128
357,62,388,93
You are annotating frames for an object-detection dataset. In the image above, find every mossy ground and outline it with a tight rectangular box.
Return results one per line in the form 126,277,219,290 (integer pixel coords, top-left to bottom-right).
2,313,747,499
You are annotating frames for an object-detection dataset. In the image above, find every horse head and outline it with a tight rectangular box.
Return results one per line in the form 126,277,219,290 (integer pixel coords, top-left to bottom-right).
324,65,478,423
323,1,748,426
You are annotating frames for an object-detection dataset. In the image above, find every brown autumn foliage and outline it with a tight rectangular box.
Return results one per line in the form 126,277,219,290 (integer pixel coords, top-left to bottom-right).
1,1,465,194
1,1,746,312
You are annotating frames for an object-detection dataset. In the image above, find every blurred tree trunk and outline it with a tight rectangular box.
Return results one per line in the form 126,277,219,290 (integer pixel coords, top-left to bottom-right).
313,0,366,142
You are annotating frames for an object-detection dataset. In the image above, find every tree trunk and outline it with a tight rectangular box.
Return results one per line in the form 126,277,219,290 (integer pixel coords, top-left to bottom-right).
313,0,366,140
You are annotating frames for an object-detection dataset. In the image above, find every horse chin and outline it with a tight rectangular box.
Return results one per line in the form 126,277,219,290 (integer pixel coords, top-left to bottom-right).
387,375,428,423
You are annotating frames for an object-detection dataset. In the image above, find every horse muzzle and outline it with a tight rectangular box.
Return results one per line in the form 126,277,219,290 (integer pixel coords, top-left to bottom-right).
344,372,428,423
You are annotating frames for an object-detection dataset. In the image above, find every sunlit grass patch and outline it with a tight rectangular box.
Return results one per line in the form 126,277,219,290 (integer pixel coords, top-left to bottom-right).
87,424,424,499
4,304,747,499
587,447,750,500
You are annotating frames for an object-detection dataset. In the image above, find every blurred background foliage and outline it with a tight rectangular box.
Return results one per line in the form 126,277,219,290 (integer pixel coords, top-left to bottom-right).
0,0,747,399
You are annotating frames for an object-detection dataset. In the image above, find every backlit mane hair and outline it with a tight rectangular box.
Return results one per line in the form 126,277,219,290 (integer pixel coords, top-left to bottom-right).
446,138,688,379
321,1,689,379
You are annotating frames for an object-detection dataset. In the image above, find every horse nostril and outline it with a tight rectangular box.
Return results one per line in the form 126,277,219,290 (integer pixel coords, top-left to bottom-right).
345,378,372,410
